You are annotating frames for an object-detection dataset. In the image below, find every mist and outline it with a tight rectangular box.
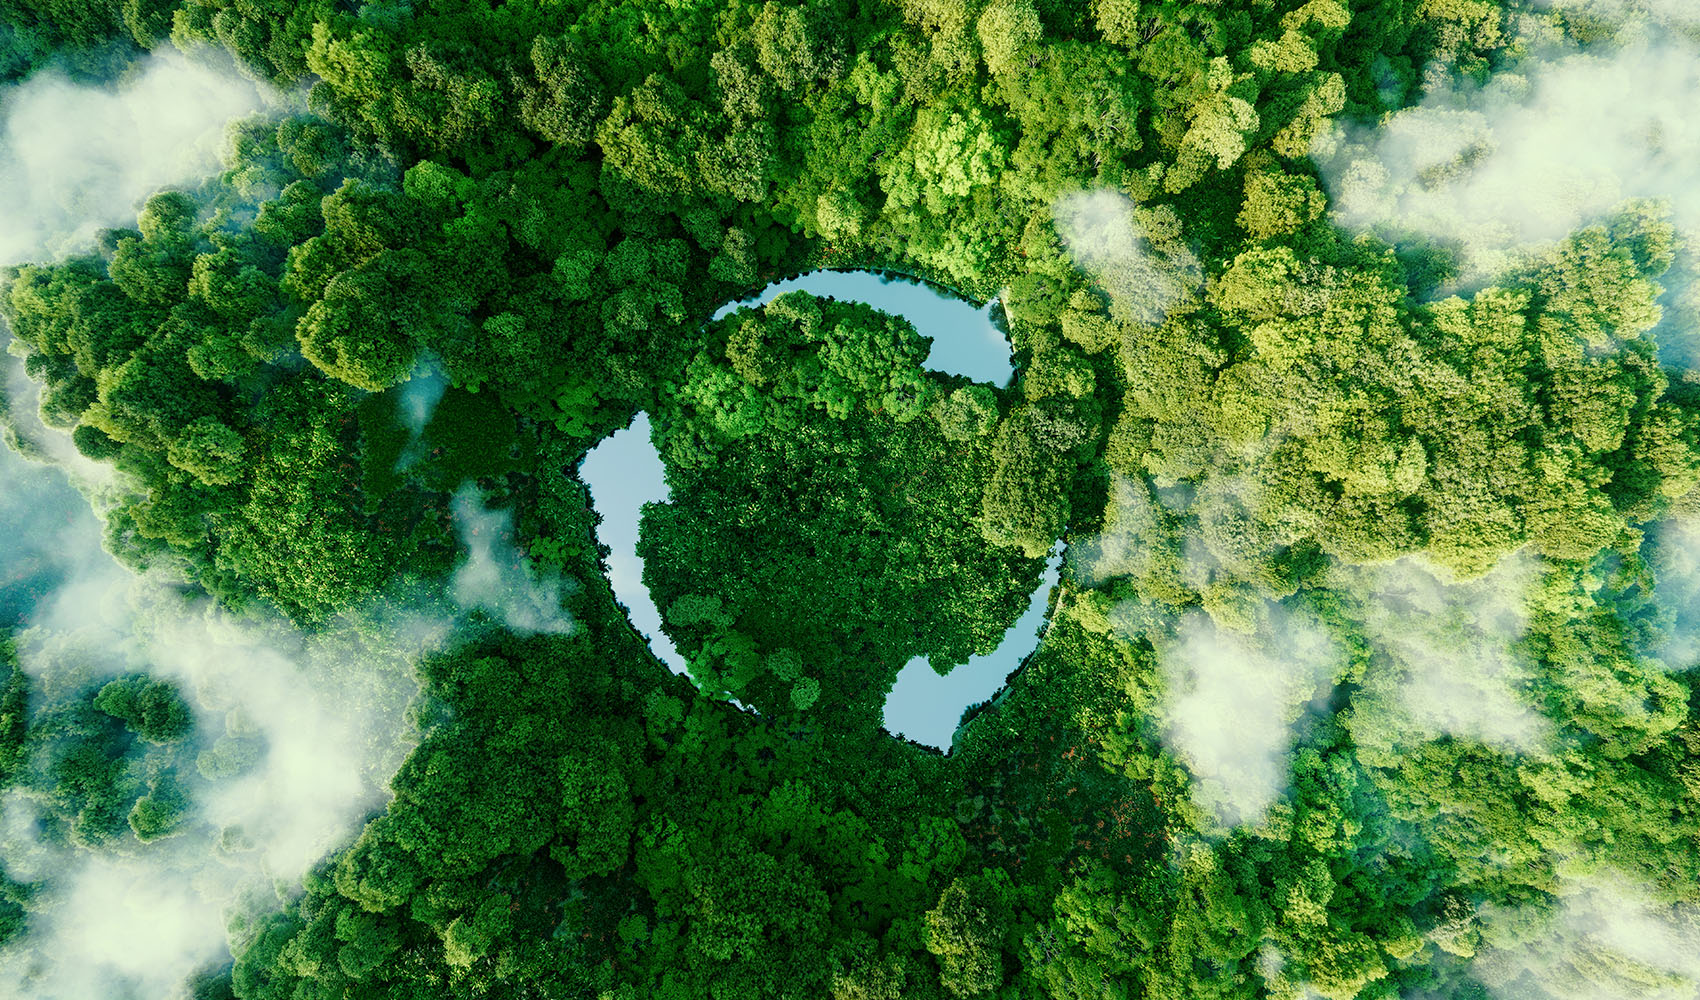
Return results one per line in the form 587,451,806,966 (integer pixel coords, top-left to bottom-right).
1068,473,1170,589
0,441,114,628
1312,10,1700,295
451,485,576,636
0,470,435,999
0,51,270,267
0,47,269,502
0,466,572,998
1471,870,1700,1000
1638,518,1700,670
1052,188,1202,327
1531,0,1700,30
393,368,448,471
1083,472,1550,826
1156,605,1341,828
1338,555,1551,757
0,44,428,1000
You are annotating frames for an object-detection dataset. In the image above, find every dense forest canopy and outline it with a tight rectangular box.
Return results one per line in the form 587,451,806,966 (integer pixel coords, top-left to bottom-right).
4,0,1700,998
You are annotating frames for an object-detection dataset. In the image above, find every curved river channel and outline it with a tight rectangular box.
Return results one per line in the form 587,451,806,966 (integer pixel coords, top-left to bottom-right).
578,270,1063,750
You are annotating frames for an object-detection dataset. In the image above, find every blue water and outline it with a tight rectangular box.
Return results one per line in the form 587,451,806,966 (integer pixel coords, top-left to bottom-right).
582,271,1054,748
882,548,1063,748
711,269,1013,387
577,413,683,674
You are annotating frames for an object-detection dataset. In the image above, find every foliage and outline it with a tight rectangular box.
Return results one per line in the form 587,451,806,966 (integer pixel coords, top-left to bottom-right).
0,0,177,81
640,293,1047,725
0,646,204,849
8,2,1700,1000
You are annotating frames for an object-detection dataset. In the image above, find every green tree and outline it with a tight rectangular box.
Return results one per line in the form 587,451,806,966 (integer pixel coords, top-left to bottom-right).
977,0,1041,77
925,871,1014,998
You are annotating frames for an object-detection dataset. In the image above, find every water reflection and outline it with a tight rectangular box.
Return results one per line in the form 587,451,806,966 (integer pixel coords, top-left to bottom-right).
578,413,683,674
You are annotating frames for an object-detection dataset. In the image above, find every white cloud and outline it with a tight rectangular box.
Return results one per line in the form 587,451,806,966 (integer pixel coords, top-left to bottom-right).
0,353,113,485
1,569,433,1000
1053,188,1201,327
0,450,594,1000
1472,871,1700,1000
1341,554,1551,757
1639,518,1700,670
392,367,448,471
1157,605,1341,828
0,441,120,630
0,383,430,1000
0,45,435,1000
0,50,275,487
1068,473,1167,587
13,855,233,999
451,484,576,635
1531,0,1700,31
0,50,271,267
397,371,447,437
138,603,430,878
1312,30,1700,285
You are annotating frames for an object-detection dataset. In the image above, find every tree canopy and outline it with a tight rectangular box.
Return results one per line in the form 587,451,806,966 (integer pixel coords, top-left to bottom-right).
6,1,1700,999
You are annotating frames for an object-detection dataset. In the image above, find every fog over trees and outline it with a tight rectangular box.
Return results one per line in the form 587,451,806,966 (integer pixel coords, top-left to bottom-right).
4,1,1700,999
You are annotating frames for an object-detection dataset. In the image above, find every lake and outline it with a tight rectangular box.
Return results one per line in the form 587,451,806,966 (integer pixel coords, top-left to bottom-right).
581,270,1054,749
881,546,1064,748
576,412,683,673
711,269,1014,387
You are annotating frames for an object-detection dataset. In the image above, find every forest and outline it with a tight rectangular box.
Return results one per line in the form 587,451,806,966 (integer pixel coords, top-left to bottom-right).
4,0,1700,998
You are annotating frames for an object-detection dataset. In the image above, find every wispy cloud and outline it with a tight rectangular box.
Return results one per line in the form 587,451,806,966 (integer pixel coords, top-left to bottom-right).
1156,605,1341,828
1053,188,1202,327
1638,518,1700,670
1531,0,1700,30
1068,473,1173,588
1472,871,1700,1000
451,485,576,636
1340,554,1551,757
0,537,433,999
0,51,270,266
1313,26,1700,286
0,51,429,998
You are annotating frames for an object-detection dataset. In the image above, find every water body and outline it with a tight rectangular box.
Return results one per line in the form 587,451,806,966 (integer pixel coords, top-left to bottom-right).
582,271,1057,748
711,269,1014,386
882,547,1064,749
577,412,684,674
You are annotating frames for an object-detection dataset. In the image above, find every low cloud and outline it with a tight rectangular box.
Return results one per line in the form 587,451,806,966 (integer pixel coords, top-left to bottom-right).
0,444,116,628
0,545,433,1000
392,367,448,471
1340,554,1551,757
1053,188,1202,327
0,50,269,487
0,50,271,266
1531,0,1700,30
1638,518,1700,670
1312,17,1700,351
1157,605,1341,828
1472,871,1700,1000
1068,473,1170,588
1089,496,1548,825
0,44,438,1000
139,604,432,877
451,485,576,635
10,854,233,999
0,354,112,484
0,457,579,1000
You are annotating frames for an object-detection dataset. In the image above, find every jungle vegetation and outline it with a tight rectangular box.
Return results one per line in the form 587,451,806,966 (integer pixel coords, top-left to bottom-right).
4,1,1700,999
